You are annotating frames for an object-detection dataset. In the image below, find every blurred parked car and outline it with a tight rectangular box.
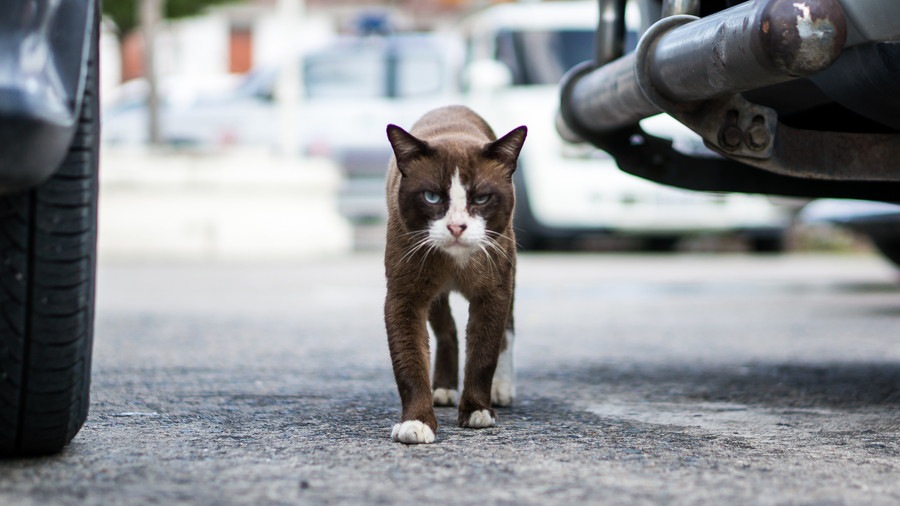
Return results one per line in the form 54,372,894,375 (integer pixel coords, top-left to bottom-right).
801,200,900,269
102,32,462,221
0,0,100,456
458,1,794,250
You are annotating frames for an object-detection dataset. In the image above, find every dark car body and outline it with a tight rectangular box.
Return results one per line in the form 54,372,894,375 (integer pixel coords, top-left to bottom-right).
557,0,899,264
558,0,900,201
801,199,900,268
0,0,97,192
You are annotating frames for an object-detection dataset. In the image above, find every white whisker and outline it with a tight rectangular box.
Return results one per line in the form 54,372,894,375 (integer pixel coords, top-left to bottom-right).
478,243,496,277
482,233,514,267
400,233,434,265
417,242,438,278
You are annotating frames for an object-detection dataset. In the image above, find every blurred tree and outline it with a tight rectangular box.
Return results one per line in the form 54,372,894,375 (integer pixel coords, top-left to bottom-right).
103,0,238,145
103,0,237,38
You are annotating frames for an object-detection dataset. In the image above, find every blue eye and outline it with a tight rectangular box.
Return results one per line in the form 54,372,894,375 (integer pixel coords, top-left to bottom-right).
423,191,442,204
473,194,491,205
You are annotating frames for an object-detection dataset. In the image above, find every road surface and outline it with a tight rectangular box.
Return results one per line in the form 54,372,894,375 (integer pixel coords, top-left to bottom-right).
1,252,899,505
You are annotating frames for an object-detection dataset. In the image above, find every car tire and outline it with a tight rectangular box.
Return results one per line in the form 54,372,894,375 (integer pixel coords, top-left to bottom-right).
749,235,786,254
0,16,99,457
641,236,679,252
870,235,900,269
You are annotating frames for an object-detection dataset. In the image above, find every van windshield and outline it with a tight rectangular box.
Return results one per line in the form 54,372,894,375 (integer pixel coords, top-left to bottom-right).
494,29,594,85
305,37,445,99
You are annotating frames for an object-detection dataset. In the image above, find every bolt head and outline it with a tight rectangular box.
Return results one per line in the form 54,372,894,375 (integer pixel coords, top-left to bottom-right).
720,125,743,149
746,124,770,150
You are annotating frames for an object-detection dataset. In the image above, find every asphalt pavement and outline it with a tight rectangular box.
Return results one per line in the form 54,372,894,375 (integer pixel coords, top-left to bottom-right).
2,252,899,505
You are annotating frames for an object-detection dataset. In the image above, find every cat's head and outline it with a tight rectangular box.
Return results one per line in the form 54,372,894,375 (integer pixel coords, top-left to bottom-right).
387,123,527,264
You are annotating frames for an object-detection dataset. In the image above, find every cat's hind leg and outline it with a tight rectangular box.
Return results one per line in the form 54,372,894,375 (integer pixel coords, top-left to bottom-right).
491,327,516,407
429,292,459,407
457,292,511,428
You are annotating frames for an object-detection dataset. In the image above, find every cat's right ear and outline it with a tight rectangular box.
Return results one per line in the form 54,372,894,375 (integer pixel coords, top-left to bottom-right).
387,124,432,175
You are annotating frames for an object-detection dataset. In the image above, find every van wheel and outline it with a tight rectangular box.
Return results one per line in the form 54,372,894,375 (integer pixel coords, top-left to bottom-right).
870,235,900,269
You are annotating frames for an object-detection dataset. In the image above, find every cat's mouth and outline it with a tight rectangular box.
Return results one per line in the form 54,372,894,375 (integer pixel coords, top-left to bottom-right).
439,237,478,256
444,238,470,249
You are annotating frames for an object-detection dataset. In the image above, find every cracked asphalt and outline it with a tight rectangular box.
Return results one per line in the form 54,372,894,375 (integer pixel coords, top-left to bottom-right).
1,252,899,505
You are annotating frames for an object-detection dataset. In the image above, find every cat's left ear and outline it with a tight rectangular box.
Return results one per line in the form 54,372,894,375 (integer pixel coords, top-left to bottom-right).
483,126,527,170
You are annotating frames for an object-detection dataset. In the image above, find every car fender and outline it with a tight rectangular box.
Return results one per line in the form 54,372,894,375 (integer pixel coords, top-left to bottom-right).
0,0,96,193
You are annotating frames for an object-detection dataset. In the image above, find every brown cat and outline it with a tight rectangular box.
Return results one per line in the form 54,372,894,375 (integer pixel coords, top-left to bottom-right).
384,105,526,444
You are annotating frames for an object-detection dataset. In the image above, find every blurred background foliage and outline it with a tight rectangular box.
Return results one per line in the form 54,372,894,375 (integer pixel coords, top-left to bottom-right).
103,0,237,38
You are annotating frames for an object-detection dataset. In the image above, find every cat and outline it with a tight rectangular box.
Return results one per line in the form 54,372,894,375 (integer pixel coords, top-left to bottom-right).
383,105,526,444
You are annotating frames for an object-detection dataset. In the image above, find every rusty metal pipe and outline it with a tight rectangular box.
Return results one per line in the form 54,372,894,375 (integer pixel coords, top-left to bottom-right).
651,0,847,102
560,0,848,137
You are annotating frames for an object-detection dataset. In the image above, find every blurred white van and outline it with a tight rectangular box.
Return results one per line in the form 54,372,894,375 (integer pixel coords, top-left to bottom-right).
458,1,793,251
102,32,462,222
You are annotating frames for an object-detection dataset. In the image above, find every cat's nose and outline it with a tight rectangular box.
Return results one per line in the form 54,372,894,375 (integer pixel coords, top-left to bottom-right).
448,224,467,238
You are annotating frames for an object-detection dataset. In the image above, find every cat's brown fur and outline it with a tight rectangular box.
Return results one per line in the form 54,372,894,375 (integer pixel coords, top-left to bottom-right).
384,105,526,444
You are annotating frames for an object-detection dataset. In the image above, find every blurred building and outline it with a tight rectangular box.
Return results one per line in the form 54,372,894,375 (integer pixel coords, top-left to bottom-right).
108,0,516,90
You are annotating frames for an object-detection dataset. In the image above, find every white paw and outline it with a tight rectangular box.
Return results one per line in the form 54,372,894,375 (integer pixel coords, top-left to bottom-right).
391,421,435,444
433,388,458,406
465,409,496,429
491,380,515,407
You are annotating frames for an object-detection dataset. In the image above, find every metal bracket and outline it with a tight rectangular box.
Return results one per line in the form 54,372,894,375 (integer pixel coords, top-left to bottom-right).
680,96,778,160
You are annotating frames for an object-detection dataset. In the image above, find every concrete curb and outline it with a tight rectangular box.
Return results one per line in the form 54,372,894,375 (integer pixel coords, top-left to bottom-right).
98,148,353,262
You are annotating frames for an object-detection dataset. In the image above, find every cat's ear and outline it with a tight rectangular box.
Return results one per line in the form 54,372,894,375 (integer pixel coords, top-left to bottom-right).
483,125,527,170
387,124,432,174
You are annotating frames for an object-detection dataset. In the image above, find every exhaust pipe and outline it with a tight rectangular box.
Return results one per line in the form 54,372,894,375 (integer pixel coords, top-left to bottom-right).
559,0,847,139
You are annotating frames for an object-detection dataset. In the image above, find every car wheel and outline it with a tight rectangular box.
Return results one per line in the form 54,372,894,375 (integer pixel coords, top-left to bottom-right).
641,236,679,252
749,235,786,253
870,234,900,269
0,17,99,457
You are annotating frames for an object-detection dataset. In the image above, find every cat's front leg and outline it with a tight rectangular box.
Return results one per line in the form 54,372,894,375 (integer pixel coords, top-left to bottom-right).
385,296,438,444
457,294,510,429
